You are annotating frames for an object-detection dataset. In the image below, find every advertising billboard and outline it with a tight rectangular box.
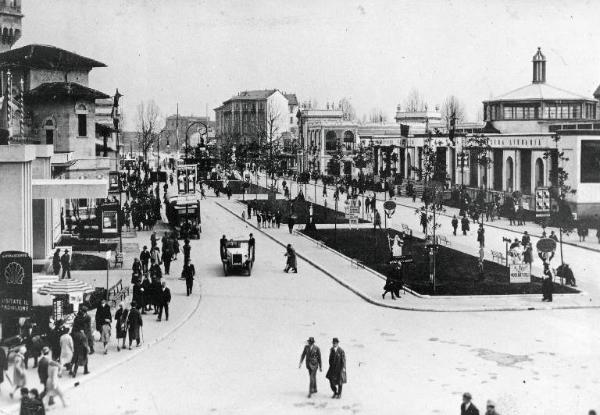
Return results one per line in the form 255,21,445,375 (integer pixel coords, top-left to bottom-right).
0,251,33,315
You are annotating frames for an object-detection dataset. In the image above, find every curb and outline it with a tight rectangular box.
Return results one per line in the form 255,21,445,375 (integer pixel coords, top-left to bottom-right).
217,201,599,313
0,282,203,415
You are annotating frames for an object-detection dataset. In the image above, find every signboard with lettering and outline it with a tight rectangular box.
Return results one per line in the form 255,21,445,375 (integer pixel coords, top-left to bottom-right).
0,251,33,315
509,263,531,283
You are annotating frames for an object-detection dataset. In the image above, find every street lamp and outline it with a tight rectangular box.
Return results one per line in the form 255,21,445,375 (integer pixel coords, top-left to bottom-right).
185,120,209,161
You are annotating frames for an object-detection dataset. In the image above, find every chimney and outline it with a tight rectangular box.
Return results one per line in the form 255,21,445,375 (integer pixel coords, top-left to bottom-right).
532,47,546,84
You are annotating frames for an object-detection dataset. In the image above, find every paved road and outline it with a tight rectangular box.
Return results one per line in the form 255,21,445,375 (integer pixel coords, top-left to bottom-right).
52,197,600,415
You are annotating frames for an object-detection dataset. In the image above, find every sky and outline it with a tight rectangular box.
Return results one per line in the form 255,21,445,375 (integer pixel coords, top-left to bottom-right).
18,0,600,130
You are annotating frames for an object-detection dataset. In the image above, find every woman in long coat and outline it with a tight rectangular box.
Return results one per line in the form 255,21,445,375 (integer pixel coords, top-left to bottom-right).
59,328,73,370
127,302,143,349
9,346,27,398
52,249,61,275
114,303,128,351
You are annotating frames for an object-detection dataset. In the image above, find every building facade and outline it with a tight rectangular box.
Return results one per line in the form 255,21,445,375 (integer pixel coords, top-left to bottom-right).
214,89,298,144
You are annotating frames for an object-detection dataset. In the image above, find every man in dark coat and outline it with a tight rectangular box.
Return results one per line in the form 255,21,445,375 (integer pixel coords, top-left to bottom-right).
220,235,227,260
37,347,52,403
127,301,143,349
162,246,172,275
0,345,7,391
60,249,71,279
248,233,255,260
299,337,322,398
140,246,151,274
461,215,470,236
157,281,171,321
182,259,195,296
73,307,94,354
141,275,152,312
461,392,480,415
70,329,89,377
451,215,459,236
95,299,112,332
542,265,554,302
183,239,191,264
325,338,346,399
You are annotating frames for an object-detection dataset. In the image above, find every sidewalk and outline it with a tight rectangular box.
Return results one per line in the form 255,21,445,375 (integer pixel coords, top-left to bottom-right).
0,186,202,414
217,198,598,312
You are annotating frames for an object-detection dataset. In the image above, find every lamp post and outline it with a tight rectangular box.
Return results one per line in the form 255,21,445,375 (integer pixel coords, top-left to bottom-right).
185,120,209,161
112,89,123,253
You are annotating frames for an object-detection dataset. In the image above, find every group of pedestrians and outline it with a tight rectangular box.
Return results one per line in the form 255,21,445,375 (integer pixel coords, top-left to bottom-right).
299,337,346,399
51,248,72,279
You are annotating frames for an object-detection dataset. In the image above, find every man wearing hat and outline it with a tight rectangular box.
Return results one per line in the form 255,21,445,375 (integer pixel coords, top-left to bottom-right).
298,337,322,398
461,392,480,415
60,249,71,279
325,338,346,399
485,400,500,415
38,347,53,404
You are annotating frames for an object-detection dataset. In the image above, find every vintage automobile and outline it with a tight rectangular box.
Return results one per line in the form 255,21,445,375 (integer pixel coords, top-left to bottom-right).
221,238,254,276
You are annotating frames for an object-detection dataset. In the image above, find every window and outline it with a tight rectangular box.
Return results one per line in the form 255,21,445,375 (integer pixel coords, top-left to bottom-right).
75,103,88,137
78,114,87,136
514,107,523,119
503,107,513,119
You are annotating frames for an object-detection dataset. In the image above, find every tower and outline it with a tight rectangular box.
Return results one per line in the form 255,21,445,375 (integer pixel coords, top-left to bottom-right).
532,47,546,84
0,0,22,53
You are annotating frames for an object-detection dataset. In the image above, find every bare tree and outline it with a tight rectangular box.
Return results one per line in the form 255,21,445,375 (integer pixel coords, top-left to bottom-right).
403,88,426,112
441,95,466,128
369,107,388,123
136,99,162,161
338,97,356,121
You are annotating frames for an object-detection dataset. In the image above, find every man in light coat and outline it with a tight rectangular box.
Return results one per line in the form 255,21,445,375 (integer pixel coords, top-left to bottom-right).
299,337,322,398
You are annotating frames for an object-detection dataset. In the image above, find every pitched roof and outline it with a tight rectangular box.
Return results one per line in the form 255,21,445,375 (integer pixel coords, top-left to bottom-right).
594,84,600,98
0,44,106,70
285,93,298,106
25,82,110,101
225,89,277,102
485,82,593,102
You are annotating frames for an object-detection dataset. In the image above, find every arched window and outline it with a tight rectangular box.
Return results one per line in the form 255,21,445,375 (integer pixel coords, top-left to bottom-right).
343,130,354,143
75,103,88,137
325,130,337,151
535,158,544,188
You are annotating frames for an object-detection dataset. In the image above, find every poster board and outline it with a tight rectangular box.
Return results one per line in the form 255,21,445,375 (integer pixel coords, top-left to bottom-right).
509,263,531,283
0,251,33,315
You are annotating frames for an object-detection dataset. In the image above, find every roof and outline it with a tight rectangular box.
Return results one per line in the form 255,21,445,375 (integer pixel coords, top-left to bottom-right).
0,44,106,70
225,89,277,102
25,82,110,101
594,84,600,98
285,93,298,106
485,82,593,103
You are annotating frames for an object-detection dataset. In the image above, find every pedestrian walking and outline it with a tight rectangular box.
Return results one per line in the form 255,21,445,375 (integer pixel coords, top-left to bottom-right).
45,357,66,407
127,301,143,349
140,246,150,274
382,275,399,300
461,392,480,415
58,328,73,371
183,259,196,296
114,303,128,351
157,281,171,321
299,337,322,398
183,239,191,264
451,215,458,236
325,338,346,399
52,249,61,276
73,306,94,355
95,299,112,333
542,264,554,302
373,209,382,230
100,315,112,355
162,246,172,275
288,216,295,234
60,249,71,279
284,244,297,273
420,211,428,234
248,233,256,260
69,329,89,377
461,215,470,235
477,224,485,248
37,347,51,403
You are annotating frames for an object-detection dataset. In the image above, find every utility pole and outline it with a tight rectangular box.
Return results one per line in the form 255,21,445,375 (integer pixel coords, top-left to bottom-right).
176,103,180,156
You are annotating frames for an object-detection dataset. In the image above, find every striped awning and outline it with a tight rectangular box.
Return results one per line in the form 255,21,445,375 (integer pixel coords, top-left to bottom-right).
38,279,94,295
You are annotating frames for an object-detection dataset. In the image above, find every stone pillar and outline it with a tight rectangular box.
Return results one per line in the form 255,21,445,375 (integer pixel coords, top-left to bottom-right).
0,145,36,256
514,149,521,192
320,128,326,174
